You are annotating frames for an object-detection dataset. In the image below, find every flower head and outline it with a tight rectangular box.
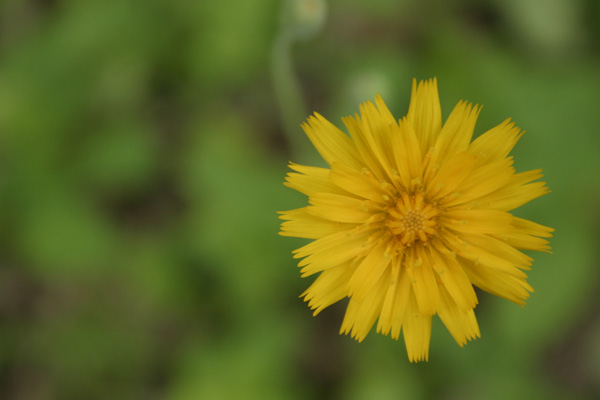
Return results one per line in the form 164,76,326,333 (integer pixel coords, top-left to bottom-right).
279,79,553,362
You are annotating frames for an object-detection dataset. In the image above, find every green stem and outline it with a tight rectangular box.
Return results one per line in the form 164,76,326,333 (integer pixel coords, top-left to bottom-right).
271,29,312,161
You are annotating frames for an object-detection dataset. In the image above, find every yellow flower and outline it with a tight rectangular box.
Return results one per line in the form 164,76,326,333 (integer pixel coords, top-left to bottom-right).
279,79,553,362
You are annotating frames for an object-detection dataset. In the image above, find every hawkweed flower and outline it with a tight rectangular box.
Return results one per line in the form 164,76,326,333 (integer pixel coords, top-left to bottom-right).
279,79,553,362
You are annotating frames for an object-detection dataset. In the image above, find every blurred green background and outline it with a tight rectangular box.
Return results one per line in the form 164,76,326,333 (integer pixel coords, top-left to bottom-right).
0,0,599,399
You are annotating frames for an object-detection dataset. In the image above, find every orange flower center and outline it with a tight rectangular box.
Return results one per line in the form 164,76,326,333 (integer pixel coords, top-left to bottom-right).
387,192,439,246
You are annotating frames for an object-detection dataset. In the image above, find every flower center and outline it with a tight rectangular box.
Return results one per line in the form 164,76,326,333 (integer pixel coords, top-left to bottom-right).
387,192,439,246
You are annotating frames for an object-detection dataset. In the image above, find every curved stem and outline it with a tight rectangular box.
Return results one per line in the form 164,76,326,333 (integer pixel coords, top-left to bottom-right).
271,28,312,161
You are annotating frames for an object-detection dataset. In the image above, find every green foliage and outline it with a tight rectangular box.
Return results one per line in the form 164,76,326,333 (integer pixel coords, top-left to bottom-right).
1,0,599,398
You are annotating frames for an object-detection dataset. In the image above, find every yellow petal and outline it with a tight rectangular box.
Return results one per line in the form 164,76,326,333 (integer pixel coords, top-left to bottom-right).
425,151,478,201
437,285,480,347
404,246,440,316
469,118,523,164
443,231,531,279
357,97,398,180
510,216,554,238
430,101,481,168
307,193,381,223
406,78,442,154
441,157,515,207
293,230,372,276
302,113,363,168
302,261,356,315
346,241,391,301
471,170,549,211
342,114,388,182
441,209,513,235
402,291,432,362
329,163,392,203
340,267,390,342
284,163,345,196
428,243,478,311
491,216,554,252
376,259,402,336
380,262,412,340
392,117,423,190
278,207,353,239
493,232,552,253
455,232,533,269
460,258,533,306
